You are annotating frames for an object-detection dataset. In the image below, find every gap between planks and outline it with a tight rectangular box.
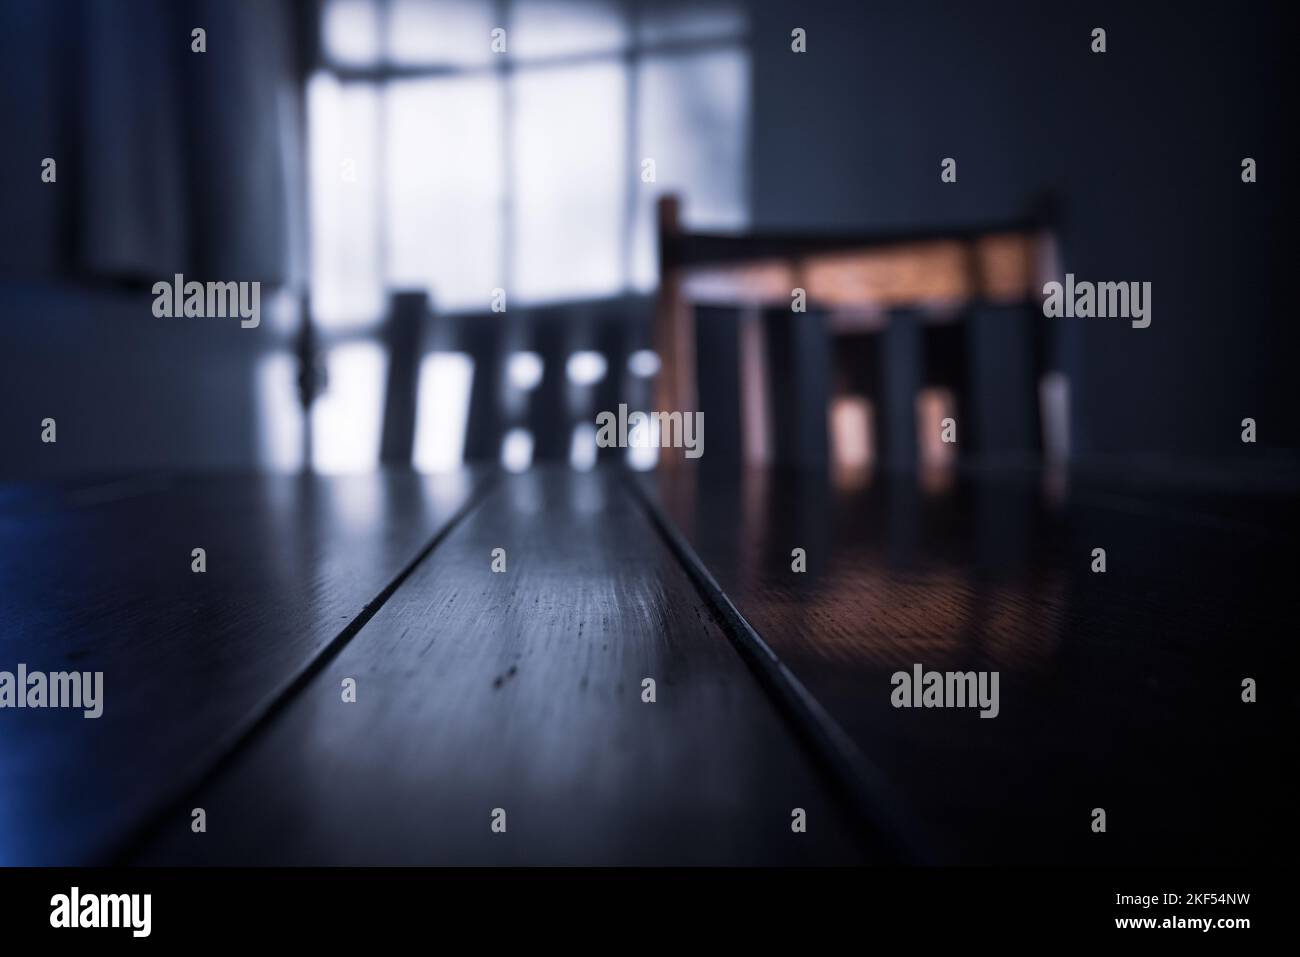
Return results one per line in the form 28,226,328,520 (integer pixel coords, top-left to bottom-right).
624,472,937,865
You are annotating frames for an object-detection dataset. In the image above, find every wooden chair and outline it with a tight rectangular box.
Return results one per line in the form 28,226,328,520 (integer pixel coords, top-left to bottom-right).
654,194,1061,471
378,296,654,469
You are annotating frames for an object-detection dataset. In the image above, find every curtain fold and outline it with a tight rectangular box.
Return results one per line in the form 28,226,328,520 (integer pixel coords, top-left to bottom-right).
0,0,303,285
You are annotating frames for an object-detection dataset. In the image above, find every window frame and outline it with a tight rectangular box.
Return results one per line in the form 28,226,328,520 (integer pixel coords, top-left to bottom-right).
312,0,751,321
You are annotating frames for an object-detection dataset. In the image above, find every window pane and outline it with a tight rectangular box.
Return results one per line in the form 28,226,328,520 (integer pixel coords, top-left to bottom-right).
388,0,496,67
501,427,535,472
256,352,304,470
414,352,475,471
631,48,750,291
637,1,748,44
510,0,627,60
308,73,384,329
322,0,382,65
386,76,504,312
311,342,388,473
512,62,626,302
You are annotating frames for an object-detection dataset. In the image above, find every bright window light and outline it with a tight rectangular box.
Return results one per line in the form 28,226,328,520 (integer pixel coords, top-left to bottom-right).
308,73,384,329
512,61,626,302
638,2,748,44
501,427,535,473
256,352,304,470
414,352,475,472
569,422,598,471
312,342,388,473
627,348,661,378
626,413,659,471
322,0,382,65
388,0,496,66
386,76,504,311
566,350,607,386
310,1,749,309
507,351,545,391
631,48,750,291
511,0,627,60
297,2,751,476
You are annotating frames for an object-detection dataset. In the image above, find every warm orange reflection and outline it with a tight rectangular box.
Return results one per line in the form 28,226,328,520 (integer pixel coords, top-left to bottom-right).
830,395,874,471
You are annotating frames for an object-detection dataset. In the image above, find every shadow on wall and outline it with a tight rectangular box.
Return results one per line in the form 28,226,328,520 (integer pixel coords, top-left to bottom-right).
747,0,1291,463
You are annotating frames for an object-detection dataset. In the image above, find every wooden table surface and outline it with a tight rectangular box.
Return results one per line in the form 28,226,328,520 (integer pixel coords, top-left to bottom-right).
642,464,1294,866
0,465,1291,865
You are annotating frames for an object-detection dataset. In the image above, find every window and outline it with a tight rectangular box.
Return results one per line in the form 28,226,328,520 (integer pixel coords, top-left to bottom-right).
285,0,750,471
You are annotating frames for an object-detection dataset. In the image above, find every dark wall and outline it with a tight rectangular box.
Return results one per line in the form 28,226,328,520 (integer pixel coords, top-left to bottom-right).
0,280,267,476
748,0,1291,465
0,0,305,478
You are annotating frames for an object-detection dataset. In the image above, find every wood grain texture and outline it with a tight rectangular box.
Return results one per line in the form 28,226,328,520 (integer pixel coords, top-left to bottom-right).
644,465,1295,865
0,470,483,864
133,469,879,865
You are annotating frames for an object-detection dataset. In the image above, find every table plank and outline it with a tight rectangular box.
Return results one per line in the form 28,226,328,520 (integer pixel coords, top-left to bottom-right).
0,470,484,864
133,468,879,865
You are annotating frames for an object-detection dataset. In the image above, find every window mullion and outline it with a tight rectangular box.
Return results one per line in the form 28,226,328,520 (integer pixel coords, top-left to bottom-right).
499,0,514,297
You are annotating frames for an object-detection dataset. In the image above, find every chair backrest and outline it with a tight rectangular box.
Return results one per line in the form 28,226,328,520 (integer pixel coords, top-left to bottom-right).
655,194,1060,471
411,297,655,469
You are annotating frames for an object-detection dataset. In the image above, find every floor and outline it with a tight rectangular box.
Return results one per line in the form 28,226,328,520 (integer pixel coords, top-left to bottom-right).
0,464,1289,865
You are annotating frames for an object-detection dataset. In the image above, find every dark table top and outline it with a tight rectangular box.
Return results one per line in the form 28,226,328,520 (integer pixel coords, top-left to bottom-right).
0,464,1292,865
641,463,1295,865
